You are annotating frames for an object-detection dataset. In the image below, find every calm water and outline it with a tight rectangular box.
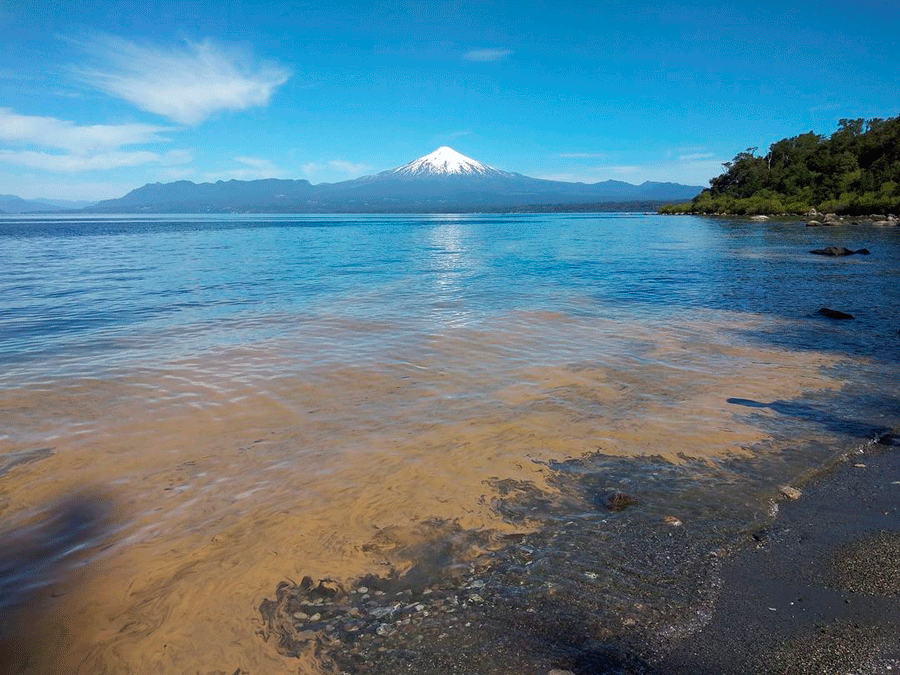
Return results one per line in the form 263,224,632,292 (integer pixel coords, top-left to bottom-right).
0,213,898,674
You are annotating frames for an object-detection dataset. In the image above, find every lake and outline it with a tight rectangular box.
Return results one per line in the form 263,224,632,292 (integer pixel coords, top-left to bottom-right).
1,212,897,674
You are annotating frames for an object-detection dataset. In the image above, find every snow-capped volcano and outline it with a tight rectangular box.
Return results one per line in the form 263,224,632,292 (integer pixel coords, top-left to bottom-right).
92,145,704,212
391,146,507,177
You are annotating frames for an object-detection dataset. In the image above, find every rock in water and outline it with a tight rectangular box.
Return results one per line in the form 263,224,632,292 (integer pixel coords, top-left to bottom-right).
817,308,854,320
810,246,854,256
599,492,639,511
855,248,870,254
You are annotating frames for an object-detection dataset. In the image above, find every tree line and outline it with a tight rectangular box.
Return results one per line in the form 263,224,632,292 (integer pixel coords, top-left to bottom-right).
661,115,900,215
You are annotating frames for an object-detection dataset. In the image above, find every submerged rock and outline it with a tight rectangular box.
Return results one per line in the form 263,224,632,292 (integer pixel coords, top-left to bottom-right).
600,492,640,511
816,308,854,320
810,246,854,256
809,246,870,256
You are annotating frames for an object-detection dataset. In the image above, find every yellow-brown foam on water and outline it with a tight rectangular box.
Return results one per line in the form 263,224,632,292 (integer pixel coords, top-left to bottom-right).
0,309,845,674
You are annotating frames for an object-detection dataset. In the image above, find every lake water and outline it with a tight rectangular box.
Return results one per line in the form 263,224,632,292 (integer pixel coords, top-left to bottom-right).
1,213,898,674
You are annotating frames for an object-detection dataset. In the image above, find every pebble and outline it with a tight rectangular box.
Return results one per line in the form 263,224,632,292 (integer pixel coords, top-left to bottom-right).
309,613,321,621
292,612,308,620
356,586,368,594
664,515,683,526
780,486,802,500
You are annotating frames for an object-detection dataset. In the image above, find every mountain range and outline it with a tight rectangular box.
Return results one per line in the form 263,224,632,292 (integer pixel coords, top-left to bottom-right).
0,195,97,213
89,147,703,213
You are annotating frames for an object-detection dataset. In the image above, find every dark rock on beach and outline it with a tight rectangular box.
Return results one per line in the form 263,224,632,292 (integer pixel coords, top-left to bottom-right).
817,308,854,320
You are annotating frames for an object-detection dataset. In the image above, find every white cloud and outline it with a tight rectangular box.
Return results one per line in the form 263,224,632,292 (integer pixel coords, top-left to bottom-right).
0,108,170,153
538,165,641,183
556,152,610,159
327,160,371,174
678,152,715,161
0,148,192,173
539,154,726,186
233,156,276,170
463,49,513,62
203,155,287,181
301,160,371,178
72,34,291,125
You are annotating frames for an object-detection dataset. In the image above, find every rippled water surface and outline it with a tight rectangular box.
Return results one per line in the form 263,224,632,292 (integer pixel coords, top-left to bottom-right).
0,213,898,674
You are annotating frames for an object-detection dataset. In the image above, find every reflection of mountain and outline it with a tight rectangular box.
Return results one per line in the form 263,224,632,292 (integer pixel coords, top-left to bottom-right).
91,147,703,213
0,195,97,213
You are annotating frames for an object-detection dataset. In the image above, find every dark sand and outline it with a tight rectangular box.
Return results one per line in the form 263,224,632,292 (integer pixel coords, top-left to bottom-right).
658,435,900,675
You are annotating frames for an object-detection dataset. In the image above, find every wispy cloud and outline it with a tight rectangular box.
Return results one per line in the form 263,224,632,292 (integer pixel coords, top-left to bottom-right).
556,152,610,159
204,155,286,181
463,48,513,62
301,160,371,178
71,34,291,125
539,152,726,186
678,152,715,161
538,165,642,182
0,148,192,173
0,108,170,153
327,160,371,174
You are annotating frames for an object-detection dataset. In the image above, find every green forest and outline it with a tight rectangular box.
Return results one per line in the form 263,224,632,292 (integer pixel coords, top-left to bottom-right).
661,115,900,215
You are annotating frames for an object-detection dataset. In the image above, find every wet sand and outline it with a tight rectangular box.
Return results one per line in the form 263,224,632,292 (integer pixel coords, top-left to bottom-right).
0,309,880,674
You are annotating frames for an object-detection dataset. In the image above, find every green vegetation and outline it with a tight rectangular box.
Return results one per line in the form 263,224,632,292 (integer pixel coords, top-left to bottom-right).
661,115,900,216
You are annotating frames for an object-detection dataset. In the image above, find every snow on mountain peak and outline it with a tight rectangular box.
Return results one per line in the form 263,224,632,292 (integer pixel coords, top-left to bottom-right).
392,146,499,176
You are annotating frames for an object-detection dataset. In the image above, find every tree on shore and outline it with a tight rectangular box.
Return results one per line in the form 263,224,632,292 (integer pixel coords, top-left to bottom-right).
661,115,900,215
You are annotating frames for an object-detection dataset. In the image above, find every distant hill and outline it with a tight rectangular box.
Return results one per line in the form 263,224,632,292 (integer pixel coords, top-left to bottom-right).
90,147,703,213
0,195,97,213
661,114,900,215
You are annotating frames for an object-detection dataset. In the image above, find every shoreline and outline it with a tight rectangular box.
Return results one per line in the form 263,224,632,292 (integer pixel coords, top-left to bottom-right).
658,433,900,674
658,211,900,225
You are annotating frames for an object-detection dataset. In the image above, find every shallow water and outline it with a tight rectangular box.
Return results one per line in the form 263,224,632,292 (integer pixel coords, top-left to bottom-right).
0,213,897,673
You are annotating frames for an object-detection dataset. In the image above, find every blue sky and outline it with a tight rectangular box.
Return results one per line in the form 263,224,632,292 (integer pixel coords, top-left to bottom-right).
1,0,897,200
